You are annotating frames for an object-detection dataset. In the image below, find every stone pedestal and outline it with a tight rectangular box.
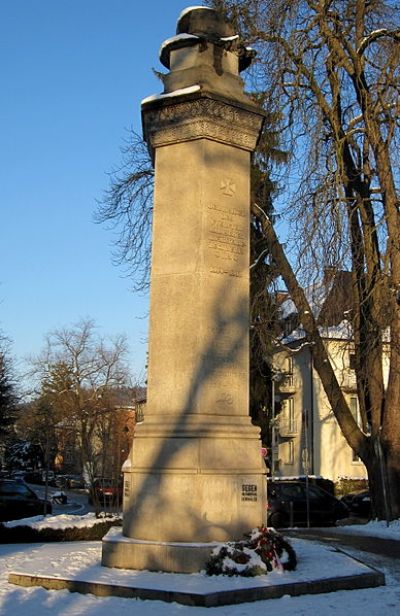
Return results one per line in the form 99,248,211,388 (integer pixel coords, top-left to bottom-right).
102,7,266,574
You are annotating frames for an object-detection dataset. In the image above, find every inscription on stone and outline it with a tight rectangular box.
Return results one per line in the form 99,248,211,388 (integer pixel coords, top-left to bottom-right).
206,325,240,359
241,483,258,502
209,267,241,277
124,480,130,498
207,203,246,270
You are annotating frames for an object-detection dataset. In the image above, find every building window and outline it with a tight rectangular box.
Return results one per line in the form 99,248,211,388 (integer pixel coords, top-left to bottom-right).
288,441,294,465
349,353,356,370
284,317,297,337
287,397,295,432
350,397,361,426
64,448,73,464
284,356,293,384
350,397,361,461
279,398,296,435
283,441,294,465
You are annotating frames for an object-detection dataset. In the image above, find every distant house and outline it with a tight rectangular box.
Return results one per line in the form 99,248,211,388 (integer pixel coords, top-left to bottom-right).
271,270,384,482
54,387,147,479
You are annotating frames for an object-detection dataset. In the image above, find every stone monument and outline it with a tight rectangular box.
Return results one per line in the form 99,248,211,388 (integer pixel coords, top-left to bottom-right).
102,6,266,573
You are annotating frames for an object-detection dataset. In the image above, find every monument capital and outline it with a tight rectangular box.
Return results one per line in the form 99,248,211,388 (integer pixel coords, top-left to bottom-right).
142,95,264,154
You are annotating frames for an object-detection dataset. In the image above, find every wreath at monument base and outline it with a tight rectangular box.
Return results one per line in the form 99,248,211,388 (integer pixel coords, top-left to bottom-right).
205,526,297,577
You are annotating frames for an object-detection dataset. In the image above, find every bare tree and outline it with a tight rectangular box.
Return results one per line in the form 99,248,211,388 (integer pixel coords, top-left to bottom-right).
207,0,400,518
95,133,154,292
30,319,130,490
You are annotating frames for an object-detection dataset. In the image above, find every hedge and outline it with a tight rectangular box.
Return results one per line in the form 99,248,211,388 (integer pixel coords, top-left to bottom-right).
0,517,121,543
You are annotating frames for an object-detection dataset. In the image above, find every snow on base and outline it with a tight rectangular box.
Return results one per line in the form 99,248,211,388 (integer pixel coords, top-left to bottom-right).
0,536,398,616
7,539,373,591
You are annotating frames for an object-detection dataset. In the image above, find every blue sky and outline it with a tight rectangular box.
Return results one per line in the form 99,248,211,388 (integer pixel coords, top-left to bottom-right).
1,0,199,384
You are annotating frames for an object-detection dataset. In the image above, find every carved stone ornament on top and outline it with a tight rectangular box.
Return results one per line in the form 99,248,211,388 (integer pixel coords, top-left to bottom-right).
159,6,255,73
142,7,265,154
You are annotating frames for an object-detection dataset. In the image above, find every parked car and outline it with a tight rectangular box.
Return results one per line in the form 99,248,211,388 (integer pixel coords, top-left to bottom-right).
0,479,52,522
88,478,123,505
10,470,27,481
23,471,43,485
24,470,58,487
64,475,86,490
341,490,371,519
267,479,349,528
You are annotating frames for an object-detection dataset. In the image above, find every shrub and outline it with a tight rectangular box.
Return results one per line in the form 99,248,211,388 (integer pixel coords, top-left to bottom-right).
335,477,369,498
0,515,121,543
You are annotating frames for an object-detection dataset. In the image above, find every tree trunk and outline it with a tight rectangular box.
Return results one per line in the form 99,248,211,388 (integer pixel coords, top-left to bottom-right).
255,205,400,520
362,435,400,521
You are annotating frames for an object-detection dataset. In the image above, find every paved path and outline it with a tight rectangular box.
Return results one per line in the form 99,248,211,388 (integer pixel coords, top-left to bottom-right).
285,528,400,558
285,528,400,584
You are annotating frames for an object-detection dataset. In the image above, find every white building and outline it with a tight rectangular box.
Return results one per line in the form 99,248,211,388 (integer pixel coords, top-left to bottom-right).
272,270,373,483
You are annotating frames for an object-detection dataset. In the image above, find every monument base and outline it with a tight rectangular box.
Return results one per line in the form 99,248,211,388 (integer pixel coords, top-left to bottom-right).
101,527,218,573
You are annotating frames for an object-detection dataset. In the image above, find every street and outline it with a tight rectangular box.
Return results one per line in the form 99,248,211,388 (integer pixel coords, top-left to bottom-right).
26,482,122,517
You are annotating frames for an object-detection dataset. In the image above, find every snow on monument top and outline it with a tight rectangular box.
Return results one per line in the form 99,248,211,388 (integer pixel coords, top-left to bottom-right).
176,6,235,38
159,6,253,72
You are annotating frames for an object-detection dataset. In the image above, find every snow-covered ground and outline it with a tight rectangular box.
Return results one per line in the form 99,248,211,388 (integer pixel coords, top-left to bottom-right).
329,518,400,539
3,512,118,530
0,516,399,615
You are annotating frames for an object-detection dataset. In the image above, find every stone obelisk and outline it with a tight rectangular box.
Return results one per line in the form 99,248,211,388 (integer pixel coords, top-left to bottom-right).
102,6,266,573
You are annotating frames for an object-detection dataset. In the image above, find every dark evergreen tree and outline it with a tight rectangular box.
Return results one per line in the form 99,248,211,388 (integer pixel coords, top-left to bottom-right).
0,343,18,441
249,124,287,448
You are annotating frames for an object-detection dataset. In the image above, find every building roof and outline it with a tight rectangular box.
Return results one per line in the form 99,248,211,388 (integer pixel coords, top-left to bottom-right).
278,269,354,344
